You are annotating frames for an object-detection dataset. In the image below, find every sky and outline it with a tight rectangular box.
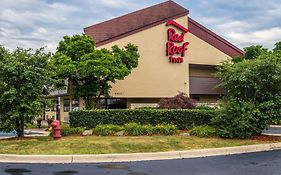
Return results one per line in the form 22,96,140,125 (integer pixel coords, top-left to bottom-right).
1,0,281,52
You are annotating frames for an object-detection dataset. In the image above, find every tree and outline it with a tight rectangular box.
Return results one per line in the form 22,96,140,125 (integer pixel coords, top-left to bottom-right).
0,46,51,137
273,41,281,53
216,53,281,103
50,34,139,109
243,45,268,60
214,49,281,138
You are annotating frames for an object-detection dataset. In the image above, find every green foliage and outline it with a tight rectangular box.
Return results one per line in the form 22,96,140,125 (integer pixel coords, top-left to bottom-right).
70,109,215,130
158,93,195,109
51,125,85,137
216,54,281,103
243,45,268,60
189,126,217,138
92,123,177,136
93,124,123,136
273,41,281,53
124,123,147,136
50,34,139,109
153,124,178,135
195,105,215,110
0,46,51,137
215,48,281,138
212,99,268,139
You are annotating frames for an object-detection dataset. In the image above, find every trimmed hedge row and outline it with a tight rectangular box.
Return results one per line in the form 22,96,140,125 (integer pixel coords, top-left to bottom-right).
69,109,215,130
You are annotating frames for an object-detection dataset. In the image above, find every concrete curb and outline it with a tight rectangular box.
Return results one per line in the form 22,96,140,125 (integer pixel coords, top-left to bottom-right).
270,125,281,128
1,142,281,164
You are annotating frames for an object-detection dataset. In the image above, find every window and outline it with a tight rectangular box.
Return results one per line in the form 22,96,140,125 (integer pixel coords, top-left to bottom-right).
51,99,58,111
63,98,70,112
99,99,107,109
72,98,79,111
191,96,200,102
97,98,127,109
107,99,126,109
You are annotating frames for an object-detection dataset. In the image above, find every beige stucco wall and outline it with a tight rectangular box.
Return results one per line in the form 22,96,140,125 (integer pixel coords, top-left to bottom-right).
187,33,231,65
98,15,230,99
99,16,189,98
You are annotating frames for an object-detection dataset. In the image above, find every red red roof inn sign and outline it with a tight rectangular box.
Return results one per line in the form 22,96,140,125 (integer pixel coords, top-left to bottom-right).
166,20,189,63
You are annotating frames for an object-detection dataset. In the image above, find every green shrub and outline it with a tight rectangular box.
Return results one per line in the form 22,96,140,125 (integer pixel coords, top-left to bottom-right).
123,123,156,136
124,123,144,136
49,125,85,137
189,126,217,137
93,124,123,136
195,105,216,110
70,109,214,130
212,99,271,139
92,123,177,136
153,124,178,135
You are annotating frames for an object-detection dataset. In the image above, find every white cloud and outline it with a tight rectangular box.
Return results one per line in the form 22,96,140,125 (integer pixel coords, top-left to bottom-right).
0,0,281,52
227,27,281,49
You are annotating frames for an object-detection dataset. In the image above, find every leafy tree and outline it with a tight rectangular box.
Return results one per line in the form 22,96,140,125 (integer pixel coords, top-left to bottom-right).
273,41,281,53
0,46,51,137
216,53,281,103
243,45,268,60
158,93,196,109
50,34,139,109
214,50,281,138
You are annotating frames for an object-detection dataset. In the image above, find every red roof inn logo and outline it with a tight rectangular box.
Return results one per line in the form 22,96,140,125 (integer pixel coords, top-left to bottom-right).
166,20,189,63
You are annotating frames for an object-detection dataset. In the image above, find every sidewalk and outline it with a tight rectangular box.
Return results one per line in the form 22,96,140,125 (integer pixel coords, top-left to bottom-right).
0,128,50,140
262,125,281,136
0,142,281,164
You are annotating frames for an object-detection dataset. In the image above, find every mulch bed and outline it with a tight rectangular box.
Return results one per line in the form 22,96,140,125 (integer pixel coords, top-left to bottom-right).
250,135,280,141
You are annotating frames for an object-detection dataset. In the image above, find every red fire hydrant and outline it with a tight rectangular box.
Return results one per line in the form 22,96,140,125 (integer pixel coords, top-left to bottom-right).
50,120,61,140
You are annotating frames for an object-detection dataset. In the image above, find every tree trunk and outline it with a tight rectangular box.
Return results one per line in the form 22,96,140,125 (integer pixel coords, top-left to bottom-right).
85,96,95,110
16,117,25,137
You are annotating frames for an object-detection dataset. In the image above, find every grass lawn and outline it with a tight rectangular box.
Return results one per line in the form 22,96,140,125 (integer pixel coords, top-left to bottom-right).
0,135,280,155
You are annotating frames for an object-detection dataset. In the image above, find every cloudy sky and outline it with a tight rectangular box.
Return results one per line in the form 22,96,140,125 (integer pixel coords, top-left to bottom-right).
1,0,281,52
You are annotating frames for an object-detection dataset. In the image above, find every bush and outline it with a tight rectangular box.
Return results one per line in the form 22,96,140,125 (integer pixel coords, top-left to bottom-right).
49,124,85,137
212,99,272,139
123,123,156,136
189,126,217,137
70,109,214,130
92,123,177,136
153,124,178,135
195,105,216,110
93,124,123,136
158,93,195,109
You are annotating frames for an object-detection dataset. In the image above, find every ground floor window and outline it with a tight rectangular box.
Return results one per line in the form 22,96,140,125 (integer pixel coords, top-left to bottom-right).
72,98,79,111
63,98,70,112
98,98,127,109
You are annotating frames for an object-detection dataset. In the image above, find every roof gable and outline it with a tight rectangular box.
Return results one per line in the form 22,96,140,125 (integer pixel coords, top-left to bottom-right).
84,0,188,47
84,1,244,57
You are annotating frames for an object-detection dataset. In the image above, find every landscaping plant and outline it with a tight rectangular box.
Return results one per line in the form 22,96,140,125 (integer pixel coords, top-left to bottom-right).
92,123,177,136
214,43,281,138
50,34,139,110
0,46,52,137
70,109,214,130
189,126,217,138
158,93,195,109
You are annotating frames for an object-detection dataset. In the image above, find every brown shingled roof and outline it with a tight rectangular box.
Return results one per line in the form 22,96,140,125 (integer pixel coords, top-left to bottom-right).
84,0,244,57
84,0,188,47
